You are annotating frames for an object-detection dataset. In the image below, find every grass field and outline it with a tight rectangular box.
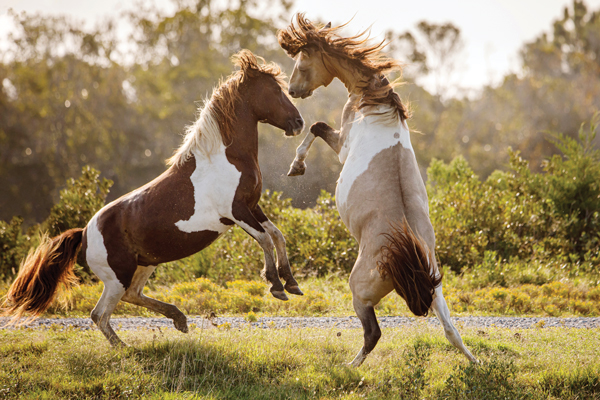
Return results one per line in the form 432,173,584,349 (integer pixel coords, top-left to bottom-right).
0,323,598,399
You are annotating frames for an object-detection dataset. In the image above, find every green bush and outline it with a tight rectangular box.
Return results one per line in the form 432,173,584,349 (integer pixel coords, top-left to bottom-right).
1,115,599,287
0,166,112,281
428,114,600,276
0,217,30,280
43,166,113,237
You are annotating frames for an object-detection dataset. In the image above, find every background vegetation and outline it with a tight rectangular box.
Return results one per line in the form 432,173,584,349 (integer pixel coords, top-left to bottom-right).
1,0,600,318
2,0,600,224
1,115,598,318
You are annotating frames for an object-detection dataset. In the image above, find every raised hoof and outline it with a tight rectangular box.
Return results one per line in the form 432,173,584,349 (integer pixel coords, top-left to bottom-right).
310,121,331,136
287,161,306,176
271,290,289,301
173,316,189,333
284,284,304,296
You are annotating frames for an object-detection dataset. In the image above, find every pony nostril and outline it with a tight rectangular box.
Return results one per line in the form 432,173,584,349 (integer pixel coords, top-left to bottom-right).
295,117,304,128
289,88,296,97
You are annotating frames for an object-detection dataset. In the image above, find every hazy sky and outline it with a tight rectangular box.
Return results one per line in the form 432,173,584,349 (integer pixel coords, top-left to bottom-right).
2,0,599,94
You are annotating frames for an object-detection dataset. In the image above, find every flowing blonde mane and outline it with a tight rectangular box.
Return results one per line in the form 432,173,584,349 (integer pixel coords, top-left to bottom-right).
168,50,286,166
278,14,409,123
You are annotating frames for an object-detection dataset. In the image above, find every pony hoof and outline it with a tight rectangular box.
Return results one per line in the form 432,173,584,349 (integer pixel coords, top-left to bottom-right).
287,161,306,176
271,290,289,301
287,166,305,176
285,284,304,296
174,317,189,333
173,321,188,333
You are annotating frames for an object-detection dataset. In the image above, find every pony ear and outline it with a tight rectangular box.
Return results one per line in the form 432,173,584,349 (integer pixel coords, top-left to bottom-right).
321,22,331,31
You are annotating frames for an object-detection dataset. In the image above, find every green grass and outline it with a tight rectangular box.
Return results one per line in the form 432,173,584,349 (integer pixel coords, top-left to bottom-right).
0,325,598,399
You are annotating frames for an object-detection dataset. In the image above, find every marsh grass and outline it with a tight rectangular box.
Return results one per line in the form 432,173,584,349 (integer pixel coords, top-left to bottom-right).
0,325,598,399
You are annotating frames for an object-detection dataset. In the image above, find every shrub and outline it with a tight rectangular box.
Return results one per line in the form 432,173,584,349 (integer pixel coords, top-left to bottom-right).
428,114,600,275
42,166,113,237
0,166,112,281
0,217,31,279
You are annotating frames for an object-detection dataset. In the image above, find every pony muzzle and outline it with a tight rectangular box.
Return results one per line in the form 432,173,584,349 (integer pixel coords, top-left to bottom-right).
285,116,305,136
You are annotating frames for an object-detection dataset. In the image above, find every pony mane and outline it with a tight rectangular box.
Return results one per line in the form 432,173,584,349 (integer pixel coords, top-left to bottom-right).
278,13,409,123
168,50,286,166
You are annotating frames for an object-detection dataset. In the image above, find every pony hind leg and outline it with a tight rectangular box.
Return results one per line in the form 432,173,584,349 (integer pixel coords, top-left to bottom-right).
431,286,478,363
348,253,392,367
121,265,188,333
349,296,381,367
91,279,126,347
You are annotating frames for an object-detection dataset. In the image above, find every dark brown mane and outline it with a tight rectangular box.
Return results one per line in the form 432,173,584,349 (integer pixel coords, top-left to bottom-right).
168,50,286,166
278,14,409,122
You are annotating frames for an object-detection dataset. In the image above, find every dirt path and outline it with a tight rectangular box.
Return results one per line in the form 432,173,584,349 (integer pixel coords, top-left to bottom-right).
2,316,599,331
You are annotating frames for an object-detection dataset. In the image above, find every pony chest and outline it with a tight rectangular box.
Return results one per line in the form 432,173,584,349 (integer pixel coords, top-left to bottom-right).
175,150,241,234
336,120,413,210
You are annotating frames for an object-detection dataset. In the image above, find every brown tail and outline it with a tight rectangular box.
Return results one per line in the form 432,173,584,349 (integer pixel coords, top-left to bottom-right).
376,221,442,316
3,228,83,323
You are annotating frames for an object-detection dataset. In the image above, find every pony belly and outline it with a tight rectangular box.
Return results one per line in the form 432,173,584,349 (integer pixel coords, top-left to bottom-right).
136,228,224,266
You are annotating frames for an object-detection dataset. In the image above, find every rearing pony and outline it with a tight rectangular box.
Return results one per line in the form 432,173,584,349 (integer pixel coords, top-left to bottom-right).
4,50,305,346
278,15,476,366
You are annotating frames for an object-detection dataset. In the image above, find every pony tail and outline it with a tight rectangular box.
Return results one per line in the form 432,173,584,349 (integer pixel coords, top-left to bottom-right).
3,228,83,322
377,221,442,316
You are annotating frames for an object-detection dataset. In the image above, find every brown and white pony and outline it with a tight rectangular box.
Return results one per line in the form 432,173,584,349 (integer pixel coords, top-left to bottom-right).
4,50,305,346
278,15,477,366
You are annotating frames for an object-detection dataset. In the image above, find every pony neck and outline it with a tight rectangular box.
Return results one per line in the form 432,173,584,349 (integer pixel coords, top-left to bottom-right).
225,102,260,159
325,55,371,95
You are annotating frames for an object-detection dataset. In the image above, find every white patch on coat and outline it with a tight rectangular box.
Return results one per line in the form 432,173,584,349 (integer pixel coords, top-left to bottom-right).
336,112,413,208
175,145,241,233
85,214,124,289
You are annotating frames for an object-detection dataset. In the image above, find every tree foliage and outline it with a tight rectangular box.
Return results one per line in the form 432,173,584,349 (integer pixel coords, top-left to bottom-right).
1,1,600,286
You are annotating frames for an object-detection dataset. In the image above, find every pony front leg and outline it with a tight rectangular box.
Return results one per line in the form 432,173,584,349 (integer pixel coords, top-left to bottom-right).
310,122,342,153
232,204,288,301
288,131,316,176
431,285,478,363
253,206,303,296
288,121,342,176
